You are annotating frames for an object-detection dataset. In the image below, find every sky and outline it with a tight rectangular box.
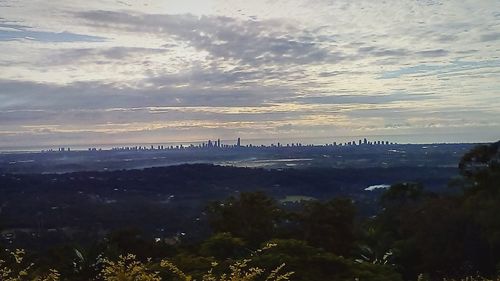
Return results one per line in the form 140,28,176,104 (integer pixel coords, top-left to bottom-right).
0,0,499,148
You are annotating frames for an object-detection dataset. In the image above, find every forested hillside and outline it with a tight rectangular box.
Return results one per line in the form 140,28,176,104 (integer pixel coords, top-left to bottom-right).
1,141,499,280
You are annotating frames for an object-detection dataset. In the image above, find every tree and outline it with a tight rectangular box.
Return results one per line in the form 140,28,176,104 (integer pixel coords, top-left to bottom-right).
380,182,425,210
254,239,401,281
458,141,500,274
299,198,356,256
459,141,500,180
369,169,497,279
206,192,282,246
199,232,246,260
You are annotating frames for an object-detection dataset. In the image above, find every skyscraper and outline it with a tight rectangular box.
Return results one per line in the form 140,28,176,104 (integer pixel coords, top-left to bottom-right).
237,137,241,147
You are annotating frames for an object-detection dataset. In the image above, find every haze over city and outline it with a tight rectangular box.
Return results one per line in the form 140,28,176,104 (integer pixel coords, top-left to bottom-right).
0,0,499,149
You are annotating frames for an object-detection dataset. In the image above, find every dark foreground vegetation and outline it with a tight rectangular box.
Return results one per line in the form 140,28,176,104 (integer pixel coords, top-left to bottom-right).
0,141,499,280
0,165,456,247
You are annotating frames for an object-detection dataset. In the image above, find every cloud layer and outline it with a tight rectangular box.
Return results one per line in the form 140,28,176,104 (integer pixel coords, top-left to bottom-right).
0,0,499,148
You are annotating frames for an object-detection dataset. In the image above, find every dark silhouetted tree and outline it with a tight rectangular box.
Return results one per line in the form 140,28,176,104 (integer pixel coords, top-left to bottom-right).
206,192,282,246
299,198,356,256
199,232,246,260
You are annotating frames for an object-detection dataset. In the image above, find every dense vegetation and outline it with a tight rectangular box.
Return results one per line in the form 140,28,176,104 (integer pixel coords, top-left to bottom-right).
0,164,455,248
0,141,499,280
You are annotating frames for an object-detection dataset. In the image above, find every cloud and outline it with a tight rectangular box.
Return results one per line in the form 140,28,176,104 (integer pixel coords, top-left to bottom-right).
0,22,106,42
0,0,499,147
379,59,500,79
76,10,343,66
0,78,290,111
45,46,168,65
415,49,449,57
357,46,450,59
357,46,410,57
481,32,500,42
288,93,436,105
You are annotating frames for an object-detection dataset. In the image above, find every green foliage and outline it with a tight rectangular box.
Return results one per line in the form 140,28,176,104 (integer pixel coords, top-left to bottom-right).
459,141,500,179
207,192,283,246
74,244,294,281
371,184,488,278
100,254,161,281
364,141,500,279
252,239,401,281
161,243,294,281
0,249,60,281
200,233,246,260
103,229,176,260
170,253,214,279
380,182,426,209
298,198,356,256
3,141,500,280
460,142,500,274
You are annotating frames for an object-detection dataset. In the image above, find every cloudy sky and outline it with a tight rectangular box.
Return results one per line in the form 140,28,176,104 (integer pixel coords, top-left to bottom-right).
0,0,499,148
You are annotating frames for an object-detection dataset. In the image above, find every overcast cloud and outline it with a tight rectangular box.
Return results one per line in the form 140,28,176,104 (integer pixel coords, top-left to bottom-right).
0,0,499,148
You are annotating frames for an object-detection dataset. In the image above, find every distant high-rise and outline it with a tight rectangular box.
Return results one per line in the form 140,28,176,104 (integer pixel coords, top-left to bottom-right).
237,137,241,147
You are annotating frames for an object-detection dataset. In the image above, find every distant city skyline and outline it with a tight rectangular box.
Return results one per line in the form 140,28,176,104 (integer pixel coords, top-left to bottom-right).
1,0,499,148
42,136,397,153
2,133,497,153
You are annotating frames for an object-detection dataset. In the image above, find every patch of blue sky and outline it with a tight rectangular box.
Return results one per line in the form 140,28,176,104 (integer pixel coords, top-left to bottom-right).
379,60,500,79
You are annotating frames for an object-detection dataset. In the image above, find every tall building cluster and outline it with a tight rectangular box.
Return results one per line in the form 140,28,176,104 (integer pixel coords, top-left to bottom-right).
42,137,397,153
